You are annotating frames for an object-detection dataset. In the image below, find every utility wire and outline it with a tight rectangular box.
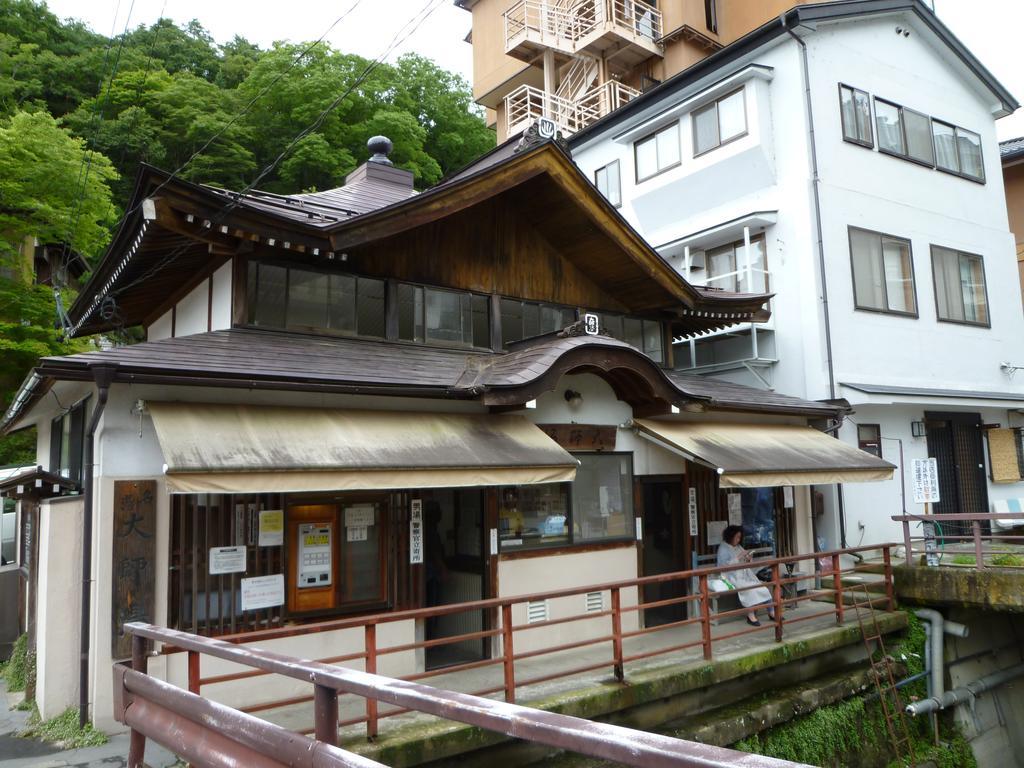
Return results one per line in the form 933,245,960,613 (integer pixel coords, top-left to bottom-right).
100,0,445,310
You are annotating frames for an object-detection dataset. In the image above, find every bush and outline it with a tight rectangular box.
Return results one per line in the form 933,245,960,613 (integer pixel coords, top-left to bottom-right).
2,634,30,692
22,707,107,749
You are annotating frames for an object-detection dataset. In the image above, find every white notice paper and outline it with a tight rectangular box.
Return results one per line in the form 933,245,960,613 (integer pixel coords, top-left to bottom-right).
489,528,498,556
912,458,940,504
783,486,794,509
345,504,375,528
347,525,368,542
727,493,742,525
410,499,423,564
240,574,284,611
707,520,727,546
209,545,246,575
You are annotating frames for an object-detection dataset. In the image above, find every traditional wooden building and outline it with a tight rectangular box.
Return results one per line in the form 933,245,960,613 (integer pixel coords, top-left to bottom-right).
1,133,892,728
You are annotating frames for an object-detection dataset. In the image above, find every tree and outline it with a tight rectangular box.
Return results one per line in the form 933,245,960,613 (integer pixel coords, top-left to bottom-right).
0,110,116,462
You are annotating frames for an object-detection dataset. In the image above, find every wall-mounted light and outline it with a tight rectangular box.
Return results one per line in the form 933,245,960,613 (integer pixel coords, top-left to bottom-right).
911,421,927,438
564,389,583,407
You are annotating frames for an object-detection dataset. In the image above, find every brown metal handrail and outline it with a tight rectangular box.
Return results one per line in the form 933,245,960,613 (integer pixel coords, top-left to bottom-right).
160,543,896,740
893,512,1024,568
122,623,814,768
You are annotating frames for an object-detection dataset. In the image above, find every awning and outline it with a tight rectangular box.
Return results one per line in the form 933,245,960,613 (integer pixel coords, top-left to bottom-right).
149,403,577,494
634,420,894,487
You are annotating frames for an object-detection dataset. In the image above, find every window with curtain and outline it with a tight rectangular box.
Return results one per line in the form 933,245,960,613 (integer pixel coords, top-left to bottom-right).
931,246,989,325
932,120,958,172
703,235,768,293
635,122,680,181
955,128,984,180
693,89,746,156
874,99,904,155
839,85,872,147
595,160,621,207
849,227,917,316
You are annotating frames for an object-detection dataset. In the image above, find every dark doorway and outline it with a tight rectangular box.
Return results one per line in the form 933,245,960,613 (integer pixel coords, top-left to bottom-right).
639,478,686,627
925,411,989,536
422,488,487,670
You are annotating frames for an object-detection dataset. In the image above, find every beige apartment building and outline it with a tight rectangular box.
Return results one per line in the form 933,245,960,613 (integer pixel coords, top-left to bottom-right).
1001,138,1024,307
456,0,823,141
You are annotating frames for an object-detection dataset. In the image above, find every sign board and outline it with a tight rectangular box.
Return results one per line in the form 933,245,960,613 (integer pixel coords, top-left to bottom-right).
538,424,616,452
241,574,285,611
347,526,368,542
727,493,742,525
489,528,498,556
111,480,157,659
707,520,727,546
583,313,600,335
783,486,794,509
344,504,375,528
912,458,940,504
209,545,246,575
410,499,423,564
635,517,643,541
258,509,284,546
688,488,698,537
922,522,940,567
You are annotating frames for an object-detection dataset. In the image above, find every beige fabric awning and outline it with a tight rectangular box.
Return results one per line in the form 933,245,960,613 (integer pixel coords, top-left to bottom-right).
634,420,895,488
149,402,577,494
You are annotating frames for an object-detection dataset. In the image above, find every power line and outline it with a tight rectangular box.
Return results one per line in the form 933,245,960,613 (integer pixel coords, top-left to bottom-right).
98,0,446,311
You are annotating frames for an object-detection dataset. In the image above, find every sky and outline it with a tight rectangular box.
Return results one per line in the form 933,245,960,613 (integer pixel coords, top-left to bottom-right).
42,0,1024,141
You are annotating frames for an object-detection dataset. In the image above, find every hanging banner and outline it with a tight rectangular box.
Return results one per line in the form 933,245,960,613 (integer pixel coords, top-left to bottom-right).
727,493,742,525
410,499,423,564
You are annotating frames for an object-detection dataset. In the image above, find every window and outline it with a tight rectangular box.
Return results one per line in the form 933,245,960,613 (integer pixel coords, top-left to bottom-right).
704,0,717,33
703,235,768,293
1,501,15,566
635,122,680,181
903,108,934,165
931,246,989,325
849,227,917,316
873,98,933,166
573,454,634,542
596,313,664,362
874,98,905,156
594,160,621,207
839,85,872,147
498,454,635,550
396,284,489,348
500,298,576,346
857,424,883,458
692,89,746,156
934,122,985,179
49,398,88,484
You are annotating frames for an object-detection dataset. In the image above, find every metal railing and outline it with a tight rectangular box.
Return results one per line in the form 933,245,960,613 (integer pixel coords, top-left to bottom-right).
503,0,662,54
893,512,1024,568
120,623,814,768
159,544,896,741
505,80,641,136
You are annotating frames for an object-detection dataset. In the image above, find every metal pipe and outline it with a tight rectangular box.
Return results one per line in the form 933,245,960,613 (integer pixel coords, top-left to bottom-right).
907,661,1024,717
912,608,969,723
79,363,117,728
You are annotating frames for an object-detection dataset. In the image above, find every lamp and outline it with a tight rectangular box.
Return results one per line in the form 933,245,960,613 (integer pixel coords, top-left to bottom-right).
564,389,583,407
911,421,927,438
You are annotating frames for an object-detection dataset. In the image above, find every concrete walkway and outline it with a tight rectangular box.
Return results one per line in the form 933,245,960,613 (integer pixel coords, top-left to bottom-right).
0,682,178,768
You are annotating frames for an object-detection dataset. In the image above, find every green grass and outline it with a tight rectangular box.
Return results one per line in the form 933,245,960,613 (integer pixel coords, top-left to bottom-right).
991,553,1024,567
21,707,107,749
1,634,31,692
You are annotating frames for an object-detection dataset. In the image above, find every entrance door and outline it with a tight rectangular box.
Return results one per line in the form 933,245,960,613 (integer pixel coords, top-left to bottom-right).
925,412,989,536
422,489,487,669
638,478,686,628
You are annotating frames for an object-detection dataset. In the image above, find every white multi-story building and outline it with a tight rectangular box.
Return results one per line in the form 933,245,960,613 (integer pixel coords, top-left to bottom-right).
568,0,1024,547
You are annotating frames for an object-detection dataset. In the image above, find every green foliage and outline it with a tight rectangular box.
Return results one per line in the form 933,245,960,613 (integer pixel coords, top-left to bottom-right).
22,706,108,748
951,554,976,565
3,633,30,691
991,553,1024,567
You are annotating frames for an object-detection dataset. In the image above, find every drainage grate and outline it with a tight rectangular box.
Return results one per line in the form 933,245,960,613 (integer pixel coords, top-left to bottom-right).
585,591,604,613
526,599,549,624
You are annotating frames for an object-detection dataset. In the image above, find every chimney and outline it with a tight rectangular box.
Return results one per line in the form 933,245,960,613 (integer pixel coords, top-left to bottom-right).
344,135,414,189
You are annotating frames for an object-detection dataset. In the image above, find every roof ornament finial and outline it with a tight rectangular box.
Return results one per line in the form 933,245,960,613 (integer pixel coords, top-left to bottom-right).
514,118,571,155
367,135,394,165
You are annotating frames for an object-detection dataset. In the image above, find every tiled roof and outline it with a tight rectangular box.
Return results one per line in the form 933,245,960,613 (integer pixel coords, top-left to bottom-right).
1000,137,1024,162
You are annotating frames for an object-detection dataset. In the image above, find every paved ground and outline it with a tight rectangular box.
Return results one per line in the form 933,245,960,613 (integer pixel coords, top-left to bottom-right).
0,683,178,768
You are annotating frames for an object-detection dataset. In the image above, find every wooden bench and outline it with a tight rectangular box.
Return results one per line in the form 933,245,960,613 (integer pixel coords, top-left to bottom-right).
690,547,774,624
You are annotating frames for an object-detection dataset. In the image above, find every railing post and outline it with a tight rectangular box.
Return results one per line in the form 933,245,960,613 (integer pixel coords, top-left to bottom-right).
187,649,200,695
698,573,712,661
903,518,913,566
610,587,624,682
314,683,339,747
973,520,984,569
831,553,844,624
127,633,149,768
883,546,895,611
501,603,516,704
771,563,783,643
365,624,378,740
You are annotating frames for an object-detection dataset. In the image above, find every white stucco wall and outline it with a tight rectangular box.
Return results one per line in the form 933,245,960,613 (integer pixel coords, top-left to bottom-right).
147,309,172,341
173,278,209,337
35,496,82,720
210,261,232,331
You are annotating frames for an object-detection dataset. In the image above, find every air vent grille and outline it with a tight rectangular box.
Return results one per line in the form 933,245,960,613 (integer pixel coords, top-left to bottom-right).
526,600,549,624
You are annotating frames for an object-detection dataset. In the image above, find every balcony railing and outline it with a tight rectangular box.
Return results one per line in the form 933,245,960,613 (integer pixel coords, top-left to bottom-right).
503,0,662,57
505,80,641,137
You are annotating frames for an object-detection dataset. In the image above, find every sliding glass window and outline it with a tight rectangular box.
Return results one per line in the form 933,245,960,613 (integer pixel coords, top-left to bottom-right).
693,89,746,156
839,84,872,147
931,246,989,326
849,227,917,316
635,122,680,182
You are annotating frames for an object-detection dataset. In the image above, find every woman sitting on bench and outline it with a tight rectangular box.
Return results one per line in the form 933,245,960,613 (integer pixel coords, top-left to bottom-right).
717,525,775,627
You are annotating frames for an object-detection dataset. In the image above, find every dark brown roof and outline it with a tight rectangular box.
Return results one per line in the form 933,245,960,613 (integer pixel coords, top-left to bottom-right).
11,328,843,427
0,466,81,498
